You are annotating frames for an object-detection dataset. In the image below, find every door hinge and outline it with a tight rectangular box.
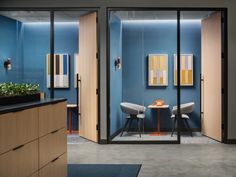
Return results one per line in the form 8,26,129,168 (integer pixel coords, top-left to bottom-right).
96,88,99,95
222,124,224,130
96,52,99,59
96,17,98,23
96,124,99,130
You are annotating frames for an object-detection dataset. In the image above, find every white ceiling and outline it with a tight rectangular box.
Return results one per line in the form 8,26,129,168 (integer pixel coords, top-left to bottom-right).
0,11,90,22
112,11,215,21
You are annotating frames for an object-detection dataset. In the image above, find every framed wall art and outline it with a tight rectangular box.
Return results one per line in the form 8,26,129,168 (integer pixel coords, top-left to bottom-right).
148,54,168,86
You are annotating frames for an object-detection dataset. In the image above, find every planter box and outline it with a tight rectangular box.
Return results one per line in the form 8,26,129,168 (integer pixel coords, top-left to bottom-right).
0,93,41,106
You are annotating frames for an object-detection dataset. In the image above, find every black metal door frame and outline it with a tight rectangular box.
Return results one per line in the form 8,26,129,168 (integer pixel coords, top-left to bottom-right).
106,7,228,144
0,7,102,143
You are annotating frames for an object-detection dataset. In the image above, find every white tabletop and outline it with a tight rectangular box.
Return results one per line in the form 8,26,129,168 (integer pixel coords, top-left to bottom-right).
148,105,169,109
67,104,77,108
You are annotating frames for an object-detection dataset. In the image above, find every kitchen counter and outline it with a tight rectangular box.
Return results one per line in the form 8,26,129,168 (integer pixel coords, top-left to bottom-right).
0,98,67,115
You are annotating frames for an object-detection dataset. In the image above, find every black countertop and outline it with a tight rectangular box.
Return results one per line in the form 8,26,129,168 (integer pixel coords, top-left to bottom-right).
0,98,67,115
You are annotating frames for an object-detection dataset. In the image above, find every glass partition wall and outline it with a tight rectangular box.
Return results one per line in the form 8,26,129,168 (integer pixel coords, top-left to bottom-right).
109,10,180,143
0,11,50,98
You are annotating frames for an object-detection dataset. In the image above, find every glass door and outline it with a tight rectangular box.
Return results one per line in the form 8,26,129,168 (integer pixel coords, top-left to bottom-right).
108,10,180,143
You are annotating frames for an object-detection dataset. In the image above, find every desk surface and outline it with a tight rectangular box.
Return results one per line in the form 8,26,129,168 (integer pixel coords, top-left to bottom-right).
67,104,77,108
148,104,169,109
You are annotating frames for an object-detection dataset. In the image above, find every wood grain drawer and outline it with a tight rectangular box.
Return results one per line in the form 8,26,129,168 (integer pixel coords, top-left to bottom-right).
39,128,67,168
15,108,38,147
52,102,67,131
39,104,53,137
0,108,38,155
39,153,67,177
0,140,38,177
0,113,17,155
39,102,66,137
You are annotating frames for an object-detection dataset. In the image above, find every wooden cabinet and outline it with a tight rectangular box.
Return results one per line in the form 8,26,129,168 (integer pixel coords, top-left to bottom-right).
39,104,53,137
0,108,38,155
39,102,67,137
52,102,67,131
39,153,67,177
15,108,38,147
39,128,67,168
0,113,17,155
0,140,38,177
0,100,67,177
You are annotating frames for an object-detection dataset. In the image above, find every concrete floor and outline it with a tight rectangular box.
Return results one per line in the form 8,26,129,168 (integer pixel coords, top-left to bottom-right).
68,136,236,177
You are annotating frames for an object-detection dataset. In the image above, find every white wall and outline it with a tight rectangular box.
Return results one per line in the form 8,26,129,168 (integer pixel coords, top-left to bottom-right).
1,0,235,141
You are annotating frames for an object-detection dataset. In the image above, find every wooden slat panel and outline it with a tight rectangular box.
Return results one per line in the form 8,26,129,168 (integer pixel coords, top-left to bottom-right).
78,12,98,142
201,12,222,142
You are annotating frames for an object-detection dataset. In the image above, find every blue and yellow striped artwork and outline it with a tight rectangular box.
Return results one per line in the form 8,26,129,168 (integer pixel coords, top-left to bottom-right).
47,54,70,88
174,54,193,86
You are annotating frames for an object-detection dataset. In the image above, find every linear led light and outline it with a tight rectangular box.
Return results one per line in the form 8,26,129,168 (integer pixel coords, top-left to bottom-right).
122,19,201,23
23,22,79,25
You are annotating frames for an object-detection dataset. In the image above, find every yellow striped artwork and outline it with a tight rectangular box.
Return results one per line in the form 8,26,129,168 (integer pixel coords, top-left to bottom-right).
174,54,193,86
148,54,168,86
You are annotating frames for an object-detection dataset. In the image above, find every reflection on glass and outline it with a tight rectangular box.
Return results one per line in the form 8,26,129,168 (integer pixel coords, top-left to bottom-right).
0,11,50,99
109,11,178,142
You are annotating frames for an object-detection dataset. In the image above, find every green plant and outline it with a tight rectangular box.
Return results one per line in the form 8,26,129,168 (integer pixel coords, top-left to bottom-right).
0,82,40,97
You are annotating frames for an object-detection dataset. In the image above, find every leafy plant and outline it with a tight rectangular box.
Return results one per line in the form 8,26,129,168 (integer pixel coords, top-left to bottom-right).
0,82,40,97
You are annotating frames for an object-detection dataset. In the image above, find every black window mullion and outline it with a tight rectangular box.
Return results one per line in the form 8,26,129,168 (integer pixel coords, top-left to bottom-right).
50,11,55,98
177,10,181,143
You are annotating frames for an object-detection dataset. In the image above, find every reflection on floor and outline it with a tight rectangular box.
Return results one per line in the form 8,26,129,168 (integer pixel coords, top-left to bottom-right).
68,136,236,177
67,132,219,144
112,132,219,144
113,132,177,141
67,134,88,144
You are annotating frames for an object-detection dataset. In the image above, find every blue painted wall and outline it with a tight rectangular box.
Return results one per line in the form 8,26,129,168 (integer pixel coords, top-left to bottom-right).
121,21,201,131
109,16,123,135
23,22,79,104
0,15,23,83
23,22,79,129
0,16,79,130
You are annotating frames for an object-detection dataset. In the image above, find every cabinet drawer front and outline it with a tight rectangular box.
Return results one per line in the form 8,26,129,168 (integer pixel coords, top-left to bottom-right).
39,128,67,168
52,102,67,130
39,153,67,177
16,108,38,146
0,140,38,177
0,113,17,154
39,105,53,137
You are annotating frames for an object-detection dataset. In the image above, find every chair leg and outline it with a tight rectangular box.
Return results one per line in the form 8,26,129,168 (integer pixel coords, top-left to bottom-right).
142,119,145,133
127,118,133,132
171,117,177,137
184,119,192,137
120,119,130,137
137,119,141,138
